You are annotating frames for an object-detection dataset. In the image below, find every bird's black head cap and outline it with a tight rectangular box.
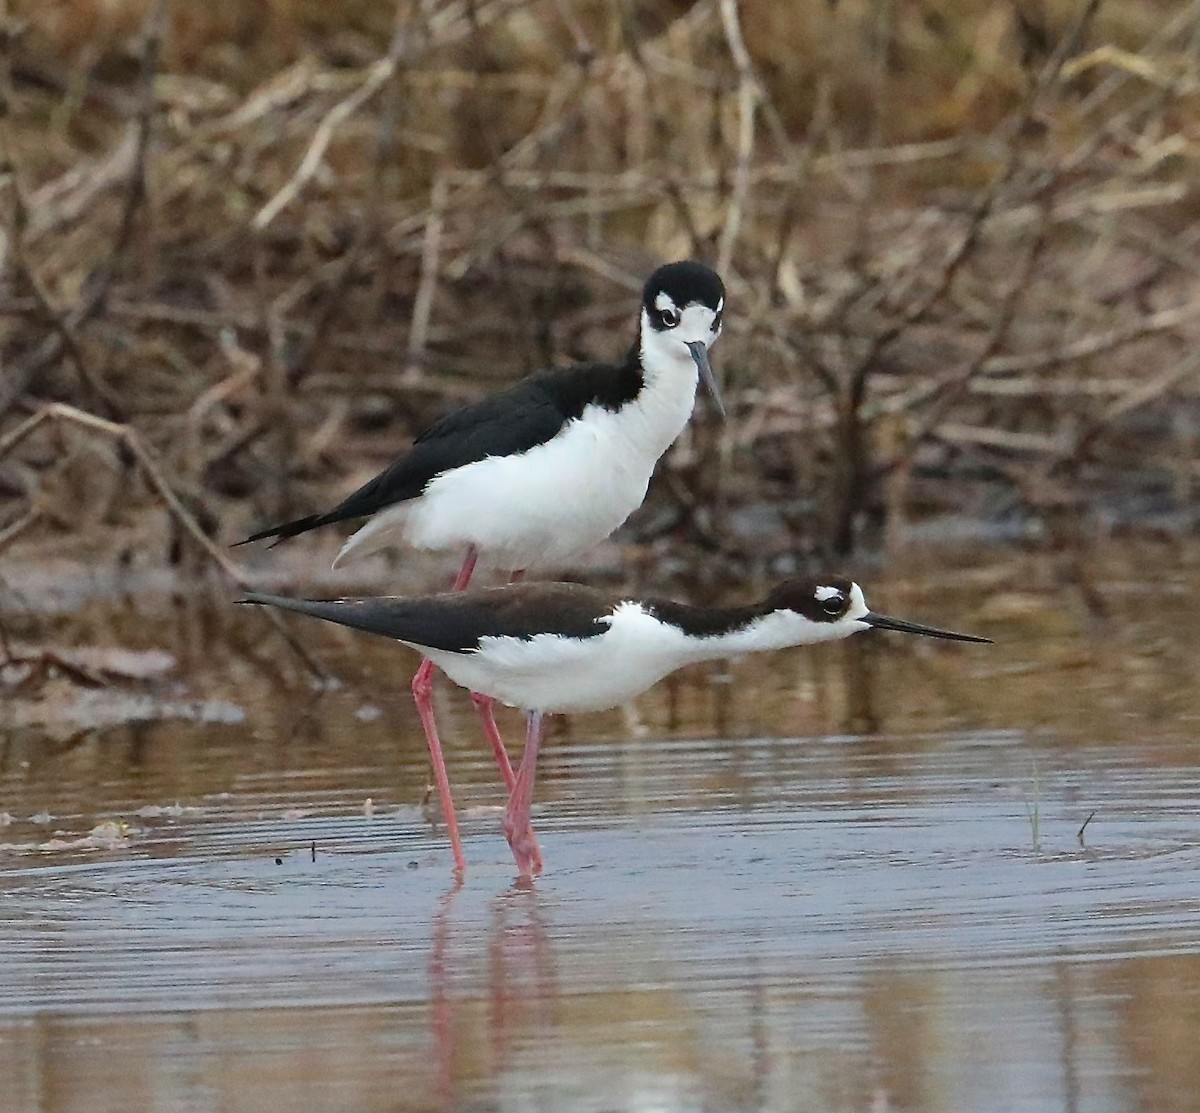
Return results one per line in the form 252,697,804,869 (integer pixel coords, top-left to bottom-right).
643,261,725,317
765,576,856,623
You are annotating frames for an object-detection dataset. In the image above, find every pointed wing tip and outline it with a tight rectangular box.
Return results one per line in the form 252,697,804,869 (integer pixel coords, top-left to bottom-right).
233,533,283,549
232,526,285,547
235,515,325,549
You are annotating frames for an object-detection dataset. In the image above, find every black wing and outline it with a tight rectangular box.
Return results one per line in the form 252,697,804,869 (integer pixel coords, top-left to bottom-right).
236,358,641,546
240,583,613,652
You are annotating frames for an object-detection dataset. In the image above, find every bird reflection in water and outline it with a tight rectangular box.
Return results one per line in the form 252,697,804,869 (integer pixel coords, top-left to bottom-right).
428,880,557,1107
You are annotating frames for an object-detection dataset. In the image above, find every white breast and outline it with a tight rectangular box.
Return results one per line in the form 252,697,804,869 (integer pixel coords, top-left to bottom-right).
334,369,698,570
416,603,698,713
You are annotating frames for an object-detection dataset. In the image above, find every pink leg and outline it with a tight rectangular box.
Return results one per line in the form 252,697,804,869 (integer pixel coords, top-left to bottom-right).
450,548,480,593
472,568,525,790
502,711,546,878
471,688,542,868
472,691,515,788
412,546,479,875
468,568,541,866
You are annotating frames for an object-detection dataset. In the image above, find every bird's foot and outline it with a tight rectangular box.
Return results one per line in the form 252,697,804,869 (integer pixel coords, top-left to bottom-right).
501,811,543,878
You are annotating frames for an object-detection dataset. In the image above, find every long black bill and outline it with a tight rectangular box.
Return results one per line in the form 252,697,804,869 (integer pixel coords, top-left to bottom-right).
862,612,992,644
685,340,726,420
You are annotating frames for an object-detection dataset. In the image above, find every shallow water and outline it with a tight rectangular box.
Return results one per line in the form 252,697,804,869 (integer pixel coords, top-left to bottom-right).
3,550,1200,1112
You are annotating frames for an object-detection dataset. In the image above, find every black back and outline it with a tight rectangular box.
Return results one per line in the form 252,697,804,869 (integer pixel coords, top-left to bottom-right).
639,598,764,638
241,584,614,653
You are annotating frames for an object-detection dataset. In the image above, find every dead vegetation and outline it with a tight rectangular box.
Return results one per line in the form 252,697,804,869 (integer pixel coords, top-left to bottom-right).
1,0,1198,596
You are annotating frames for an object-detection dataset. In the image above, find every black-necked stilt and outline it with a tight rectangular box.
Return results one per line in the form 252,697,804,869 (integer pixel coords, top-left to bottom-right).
238,261,726,874
242,577,990,878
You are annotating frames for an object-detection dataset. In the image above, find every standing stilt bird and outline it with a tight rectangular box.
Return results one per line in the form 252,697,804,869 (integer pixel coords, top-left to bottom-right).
242,578,990,878
237,261,727,874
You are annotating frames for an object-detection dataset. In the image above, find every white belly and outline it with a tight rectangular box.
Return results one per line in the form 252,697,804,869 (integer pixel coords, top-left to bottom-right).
407,427,650,567
416,605,699,713
334,385,695,570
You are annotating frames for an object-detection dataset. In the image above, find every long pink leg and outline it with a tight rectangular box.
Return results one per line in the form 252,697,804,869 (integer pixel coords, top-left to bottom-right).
412,546,479,874
502,711,546,878
471,568,525,789
471,690,541,866
469,569,541,865
471,691,516,787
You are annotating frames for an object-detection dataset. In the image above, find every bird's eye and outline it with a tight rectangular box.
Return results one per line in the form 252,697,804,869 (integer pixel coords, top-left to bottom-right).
819,593,845,616
658,306,680,328
711,310,722,332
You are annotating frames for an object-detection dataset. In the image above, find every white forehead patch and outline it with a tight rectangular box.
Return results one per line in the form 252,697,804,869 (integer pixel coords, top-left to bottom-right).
716,297,724,312
814,585,843,602
654,292,678,312
846,583,868,619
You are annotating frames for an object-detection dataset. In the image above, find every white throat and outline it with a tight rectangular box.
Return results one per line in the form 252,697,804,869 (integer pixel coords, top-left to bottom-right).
684,609,856,661
637,307,716,388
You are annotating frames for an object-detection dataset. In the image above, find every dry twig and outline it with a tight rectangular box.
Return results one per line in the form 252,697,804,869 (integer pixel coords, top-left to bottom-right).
0,403,329,682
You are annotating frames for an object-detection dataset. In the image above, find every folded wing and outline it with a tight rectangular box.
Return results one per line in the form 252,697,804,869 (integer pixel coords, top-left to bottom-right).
240,583,612,652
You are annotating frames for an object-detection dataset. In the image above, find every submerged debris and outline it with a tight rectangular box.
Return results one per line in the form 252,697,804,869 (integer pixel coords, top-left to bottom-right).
2,820,134,854
134,802,200,819
0,645,175,689
1,691,246,731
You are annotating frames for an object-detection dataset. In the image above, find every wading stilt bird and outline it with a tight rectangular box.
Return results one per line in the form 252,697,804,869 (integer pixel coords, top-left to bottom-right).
242,577,990,878
237,262,727,874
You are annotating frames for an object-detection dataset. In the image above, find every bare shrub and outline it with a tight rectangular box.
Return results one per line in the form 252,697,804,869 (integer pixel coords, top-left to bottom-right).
2,0,1197,583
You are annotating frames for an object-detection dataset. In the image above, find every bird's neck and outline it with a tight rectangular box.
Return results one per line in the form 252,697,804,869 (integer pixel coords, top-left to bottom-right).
597,324,698,459
602,601,847,701
683,608,824,659
628,600,844,664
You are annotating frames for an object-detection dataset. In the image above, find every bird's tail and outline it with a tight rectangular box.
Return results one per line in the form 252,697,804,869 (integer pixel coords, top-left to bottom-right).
238,592,346,621
237,592,428,644
233,513,331,548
